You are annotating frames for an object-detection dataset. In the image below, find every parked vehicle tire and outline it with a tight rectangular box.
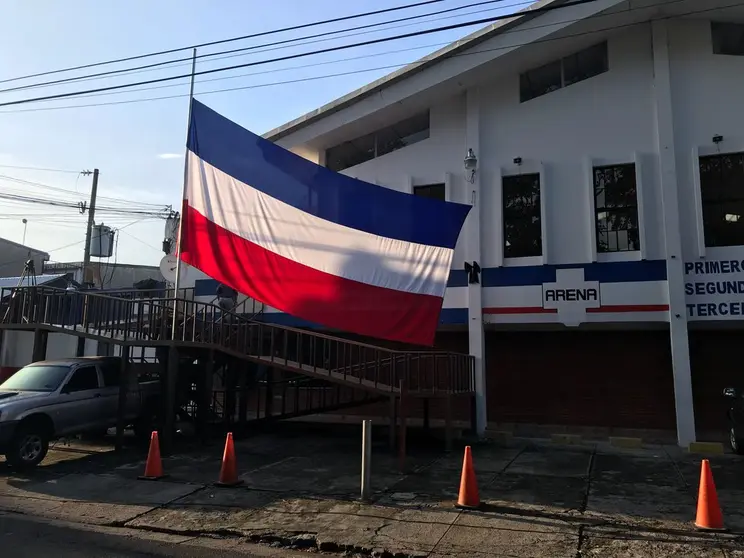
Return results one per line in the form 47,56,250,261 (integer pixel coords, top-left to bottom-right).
730,426,744,455
5,422,50,469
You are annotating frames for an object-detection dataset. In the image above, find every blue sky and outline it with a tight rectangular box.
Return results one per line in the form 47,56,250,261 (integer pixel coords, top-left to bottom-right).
0,0,511,273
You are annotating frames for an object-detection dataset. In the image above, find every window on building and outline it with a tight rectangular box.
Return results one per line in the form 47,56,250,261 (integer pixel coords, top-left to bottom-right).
699,152,744,247
325,132,375,172
413,183,445,200
520,61,562,103
520,41,608,102
593,164,640,253
711,22,744,56
502,173,542,258
325,112,430,172
563,42,609,86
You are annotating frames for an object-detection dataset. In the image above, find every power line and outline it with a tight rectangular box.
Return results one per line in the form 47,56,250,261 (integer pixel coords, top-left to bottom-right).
0,0,718,116
0,0,450,86
1,0,532,105
0,0,514,95
0,191,169,216
0,218,153,271
0,163,80,174
0,174,169,208
0,0,599,108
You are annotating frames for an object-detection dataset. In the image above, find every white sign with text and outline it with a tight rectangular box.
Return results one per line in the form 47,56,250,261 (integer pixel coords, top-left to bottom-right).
542,268,600,326
685,259,744,320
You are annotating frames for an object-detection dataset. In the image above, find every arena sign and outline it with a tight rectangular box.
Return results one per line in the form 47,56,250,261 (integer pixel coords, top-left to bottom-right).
542,268,600,326
685,258,744,319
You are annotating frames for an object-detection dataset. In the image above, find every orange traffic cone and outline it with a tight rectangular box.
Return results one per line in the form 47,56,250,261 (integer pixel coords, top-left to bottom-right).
695,459,725,531
456,446,481,509
138,431,167,480
215,432,243,487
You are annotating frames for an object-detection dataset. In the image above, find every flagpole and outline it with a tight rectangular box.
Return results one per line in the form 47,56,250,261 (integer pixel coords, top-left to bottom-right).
171,47,197,340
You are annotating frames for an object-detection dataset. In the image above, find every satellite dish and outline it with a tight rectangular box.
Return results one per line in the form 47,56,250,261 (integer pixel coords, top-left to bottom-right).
159,254,179,283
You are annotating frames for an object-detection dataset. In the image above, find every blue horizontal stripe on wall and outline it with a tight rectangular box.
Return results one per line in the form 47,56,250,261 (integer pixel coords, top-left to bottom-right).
439,308,467,325
194,278,220,296
481,259,667,287
195,259,666,296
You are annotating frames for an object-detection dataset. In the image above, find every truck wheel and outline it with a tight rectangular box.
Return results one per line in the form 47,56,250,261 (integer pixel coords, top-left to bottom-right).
730,426,744,455
5,423,50,469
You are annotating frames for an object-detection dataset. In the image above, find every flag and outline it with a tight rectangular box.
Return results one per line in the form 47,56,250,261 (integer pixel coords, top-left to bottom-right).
180,100,471,346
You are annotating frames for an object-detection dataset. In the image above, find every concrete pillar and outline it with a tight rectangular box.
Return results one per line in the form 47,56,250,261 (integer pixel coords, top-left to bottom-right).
651,20,696,446
465,87,487,437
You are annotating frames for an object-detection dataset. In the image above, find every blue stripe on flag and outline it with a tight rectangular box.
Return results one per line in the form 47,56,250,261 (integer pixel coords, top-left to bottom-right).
187,100,471,249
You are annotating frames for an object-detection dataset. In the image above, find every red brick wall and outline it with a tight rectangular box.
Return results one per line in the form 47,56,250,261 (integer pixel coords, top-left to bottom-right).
253,329,678,432
486,329,676,430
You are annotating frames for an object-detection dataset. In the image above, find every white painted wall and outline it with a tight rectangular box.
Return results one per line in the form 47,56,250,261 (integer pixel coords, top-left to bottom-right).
0,330,158,369
479,23,661,266
667,18,744,321
269,15,744,327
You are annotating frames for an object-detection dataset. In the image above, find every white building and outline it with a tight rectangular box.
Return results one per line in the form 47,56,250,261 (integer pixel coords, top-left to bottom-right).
175,0,744,445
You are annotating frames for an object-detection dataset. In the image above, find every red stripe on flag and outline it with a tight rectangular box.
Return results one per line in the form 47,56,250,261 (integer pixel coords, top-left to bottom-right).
180,204,442,346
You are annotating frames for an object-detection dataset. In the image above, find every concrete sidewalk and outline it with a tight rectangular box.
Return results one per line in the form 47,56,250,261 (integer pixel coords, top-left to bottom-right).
2,425,744,557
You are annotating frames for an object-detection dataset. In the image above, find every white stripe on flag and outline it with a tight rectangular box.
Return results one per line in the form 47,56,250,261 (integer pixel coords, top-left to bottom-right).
185,151,453,297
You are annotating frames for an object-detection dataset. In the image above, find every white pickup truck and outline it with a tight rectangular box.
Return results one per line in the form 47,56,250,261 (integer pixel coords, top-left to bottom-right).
0,356,161,468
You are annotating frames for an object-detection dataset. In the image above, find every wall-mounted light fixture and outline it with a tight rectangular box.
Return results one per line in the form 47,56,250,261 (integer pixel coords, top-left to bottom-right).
713,134,723,144
513,157,522,166
464,261,481,284
464,148,478,184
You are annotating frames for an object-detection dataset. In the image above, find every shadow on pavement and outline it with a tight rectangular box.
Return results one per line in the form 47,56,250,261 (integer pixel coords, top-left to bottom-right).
2,422,744,557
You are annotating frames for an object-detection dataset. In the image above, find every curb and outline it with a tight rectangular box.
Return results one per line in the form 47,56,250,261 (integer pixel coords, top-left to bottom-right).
609,437,643,449
688,442,725,455
551,434,583,445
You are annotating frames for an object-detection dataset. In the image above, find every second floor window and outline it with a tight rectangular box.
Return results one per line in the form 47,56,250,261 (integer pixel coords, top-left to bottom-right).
699,152,744,247
593,163,640,253
325,112,430,172
520,41,608,102
413,183,445,200
502,173,542,258
711,22,744,56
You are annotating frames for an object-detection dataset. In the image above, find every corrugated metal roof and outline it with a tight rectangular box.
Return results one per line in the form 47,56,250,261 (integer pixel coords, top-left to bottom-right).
0,274,67,289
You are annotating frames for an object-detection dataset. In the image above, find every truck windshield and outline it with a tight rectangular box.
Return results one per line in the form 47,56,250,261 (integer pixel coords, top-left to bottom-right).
0,365,70,392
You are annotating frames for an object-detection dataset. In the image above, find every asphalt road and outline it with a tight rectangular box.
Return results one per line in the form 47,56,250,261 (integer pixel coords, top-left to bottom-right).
0,513,285,558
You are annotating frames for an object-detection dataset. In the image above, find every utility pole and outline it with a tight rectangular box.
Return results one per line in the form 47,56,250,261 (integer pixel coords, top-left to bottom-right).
81,168,99,287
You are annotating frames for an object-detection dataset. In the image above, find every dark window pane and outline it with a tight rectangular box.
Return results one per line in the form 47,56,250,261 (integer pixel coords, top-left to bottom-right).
593,164,640,253
325,132,375,172
712,22,744,56
502,173,542,258
65,366,99,392
700,152,744,247
563,42,608,86
520,60,562,102
101,362,119,387
377,112,430,157
413,183,445,200
326,112,429,172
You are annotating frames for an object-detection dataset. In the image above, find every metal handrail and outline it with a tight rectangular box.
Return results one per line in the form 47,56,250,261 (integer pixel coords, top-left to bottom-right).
0,286,475,395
